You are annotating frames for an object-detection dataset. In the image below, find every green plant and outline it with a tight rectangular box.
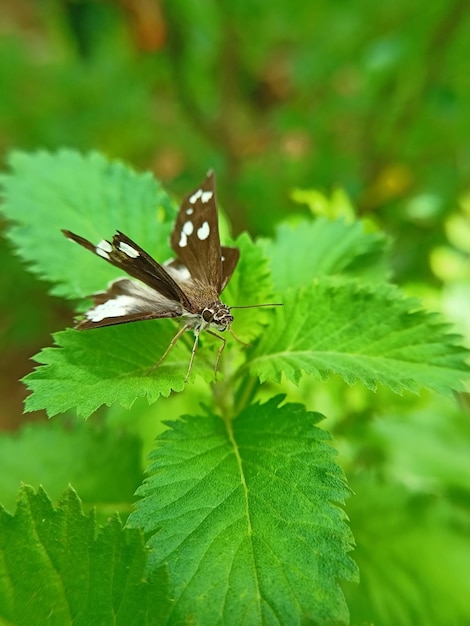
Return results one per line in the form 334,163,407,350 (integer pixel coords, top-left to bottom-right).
0,150,468,625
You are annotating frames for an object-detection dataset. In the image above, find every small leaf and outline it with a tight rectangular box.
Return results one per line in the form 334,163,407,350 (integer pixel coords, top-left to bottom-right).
290,187,357,220
1,149,177,298
248,280,469,395
0,486,168,625
128,396,358,625
263,217,390,292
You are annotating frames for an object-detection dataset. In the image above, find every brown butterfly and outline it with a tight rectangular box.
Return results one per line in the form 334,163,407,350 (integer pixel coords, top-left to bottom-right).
62,171,280,382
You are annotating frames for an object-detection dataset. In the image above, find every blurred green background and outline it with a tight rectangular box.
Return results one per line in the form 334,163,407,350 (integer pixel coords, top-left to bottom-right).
1,2,470,624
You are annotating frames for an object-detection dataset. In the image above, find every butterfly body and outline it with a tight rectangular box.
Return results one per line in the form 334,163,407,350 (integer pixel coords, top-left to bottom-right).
63,171,240,381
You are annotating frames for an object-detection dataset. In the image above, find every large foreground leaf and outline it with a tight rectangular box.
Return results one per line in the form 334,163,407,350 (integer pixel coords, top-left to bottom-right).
128,396,358,625
0,486,168,625
248,280,469,395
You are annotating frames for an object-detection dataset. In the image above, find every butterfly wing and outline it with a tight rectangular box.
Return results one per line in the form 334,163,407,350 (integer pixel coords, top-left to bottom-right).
63,229,196,312
75,278,184,329
170,171,238,295
220,246,240,290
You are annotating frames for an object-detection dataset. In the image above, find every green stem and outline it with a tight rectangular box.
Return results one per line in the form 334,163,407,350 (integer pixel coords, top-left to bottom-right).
233,373,260,416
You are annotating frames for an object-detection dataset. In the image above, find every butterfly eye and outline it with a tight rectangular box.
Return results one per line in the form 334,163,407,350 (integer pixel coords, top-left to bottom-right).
202,309,213,322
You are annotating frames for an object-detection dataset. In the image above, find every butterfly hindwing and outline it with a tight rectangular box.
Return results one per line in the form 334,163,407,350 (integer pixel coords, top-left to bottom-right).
220,246,240,290
75,278,184,329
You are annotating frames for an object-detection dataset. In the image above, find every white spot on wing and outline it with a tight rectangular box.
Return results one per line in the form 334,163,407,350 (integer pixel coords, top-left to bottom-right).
87,296,137,322
197,221,210,240
179,221,195,247
119,242,140,258
165,263,192,281
189,189,202,203
186,207,194,215
182,221,194,235
201,191,213,203
96,239,112,259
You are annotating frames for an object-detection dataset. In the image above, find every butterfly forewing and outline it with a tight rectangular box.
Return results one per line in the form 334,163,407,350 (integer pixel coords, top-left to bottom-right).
171,171,233,294
62,229,195,312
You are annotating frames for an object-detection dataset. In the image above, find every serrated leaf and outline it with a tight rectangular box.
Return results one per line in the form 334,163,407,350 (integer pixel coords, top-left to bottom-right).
0,486,168,625
263,217,390,292
127,396,358,625
1,150,177,298
0,421,142,514
22,322,213,418
248,280,469,395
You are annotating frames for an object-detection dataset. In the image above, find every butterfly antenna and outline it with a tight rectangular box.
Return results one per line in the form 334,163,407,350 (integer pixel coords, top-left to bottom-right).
229,303,283,310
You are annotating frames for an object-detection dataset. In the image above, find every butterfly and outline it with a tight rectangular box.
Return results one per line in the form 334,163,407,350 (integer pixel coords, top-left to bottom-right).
62,171,280,382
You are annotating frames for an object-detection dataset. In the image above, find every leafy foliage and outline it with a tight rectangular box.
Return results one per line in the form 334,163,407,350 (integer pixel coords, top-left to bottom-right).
0,486,169,625
249,281,468,394
345,475,470,626
23,324,198,418
1,0,470,623
264,217,391,291
1,151,466,417
0,150,177,298
0,148,469,626
128,396,358,624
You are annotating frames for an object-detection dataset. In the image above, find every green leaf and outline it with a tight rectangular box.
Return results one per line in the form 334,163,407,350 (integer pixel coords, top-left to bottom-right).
344,476,470,626
1,149,177,298
0,421,142,514
248,280,469,395
222,232,277,341
290,187,356,220
22,323,211,418
263,218,390,292
127,396,358,625
0,486,168,626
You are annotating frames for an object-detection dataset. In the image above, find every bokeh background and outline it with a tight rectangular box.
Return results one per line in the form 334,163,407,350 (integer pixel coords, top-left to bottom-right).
1,3,470,624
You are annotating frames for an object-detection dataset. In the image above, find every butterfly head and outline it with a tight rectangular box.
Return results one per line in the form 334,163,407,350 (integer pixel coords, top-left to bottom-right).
201,302,233,332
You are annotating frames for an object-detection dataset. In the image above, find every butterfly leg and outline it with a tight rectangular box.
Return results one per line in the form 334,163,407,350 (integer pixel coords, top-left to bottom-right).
185,330,200,383
206,330,227,380
148,323,190,375
229,327,251,347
